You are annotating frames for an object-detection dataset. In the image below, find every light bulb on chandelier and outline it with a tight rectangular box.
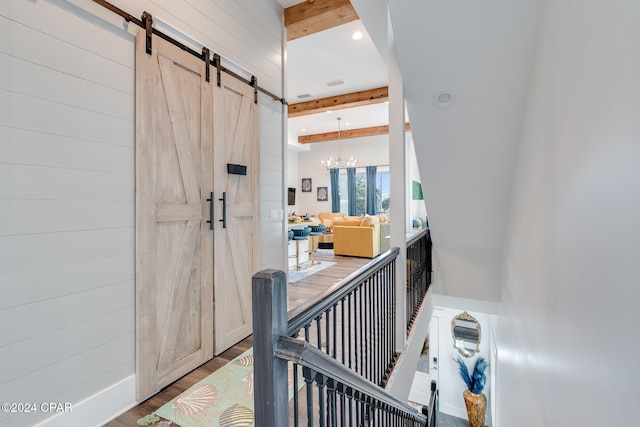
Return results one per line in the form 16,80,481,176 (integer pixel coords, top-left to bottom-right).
321,117,357,169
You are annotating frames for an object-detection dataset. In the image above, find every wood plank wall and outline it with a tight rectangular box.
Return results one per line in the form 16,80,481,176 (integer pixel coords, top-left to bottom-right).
0,0,284,425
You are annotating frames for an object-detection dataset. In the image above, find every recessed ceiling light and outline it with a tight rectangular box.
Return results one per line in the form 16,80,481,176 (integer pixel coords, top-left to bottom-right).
352,31,363,40
301,128,306,132
296,93,311,99
345,122,350,126
326,110,333,113
434,92,455,109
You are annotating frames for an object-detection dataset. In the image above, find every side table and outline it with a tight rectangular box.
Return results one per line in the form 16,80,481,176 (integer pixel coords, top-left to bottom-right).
318,231,333,249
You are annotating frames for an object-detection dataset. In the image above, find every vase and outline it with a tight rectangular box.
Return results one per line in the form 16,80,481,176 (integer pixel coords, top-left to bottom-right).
463,390,486,427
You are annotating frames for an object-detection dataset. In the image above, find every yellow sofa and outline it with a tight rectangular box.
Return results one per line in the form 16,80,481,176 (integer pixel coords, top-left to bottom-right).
318,212,347,229
332,215,384,258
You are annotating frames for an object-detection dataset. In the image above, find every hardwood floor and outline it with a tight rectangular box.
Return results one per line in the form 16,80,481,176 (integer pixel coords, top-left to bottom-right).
105,250,371,426
287,251,371,308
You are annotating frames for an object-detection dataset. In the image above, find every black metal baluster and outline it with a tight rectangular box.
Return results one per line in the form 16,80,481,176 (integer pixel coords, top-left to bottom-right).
327,378,337,427
325,309,331,356
368,278,373,382
347,387,354,427
341,298,346,365
379,271,384,384
318,373,326,427
337,383,345,427
355,391,361,427
333,304,338,360
374,272,380,384
382,270,388,381
391,261,396,362
380,271,386,381
304,367,314,426
348,293,353,371
358,283,364,377
316,315,322,350
293,363,300,427
354,287,360,374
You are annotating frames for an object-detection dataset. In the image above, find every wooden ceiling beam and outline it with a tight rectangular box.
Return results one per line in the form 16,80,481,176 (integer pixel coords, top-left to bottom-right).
285,0,359,41
288,86,388,118
298,122,411,144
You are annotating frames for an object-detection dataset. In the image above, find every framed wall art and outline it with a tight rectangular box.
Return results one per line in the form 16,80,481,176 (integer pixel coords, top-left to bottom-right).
317,186,328,201
301,178,312,192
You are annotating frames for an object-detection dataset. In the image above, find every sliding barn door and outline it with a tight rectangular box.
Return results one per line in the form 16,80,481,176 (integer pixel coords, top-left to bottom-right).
212,74,260,354
135,29,214,400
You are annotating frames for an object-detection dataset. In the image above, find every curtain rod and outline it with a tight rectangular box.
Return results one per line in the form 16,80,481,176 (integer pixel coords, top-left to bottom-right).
90,0,286,104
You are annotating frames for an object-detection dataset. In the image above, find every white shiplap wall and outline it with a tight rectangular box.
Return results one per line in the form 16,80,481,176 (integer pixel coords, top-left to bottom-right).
0,1,284,426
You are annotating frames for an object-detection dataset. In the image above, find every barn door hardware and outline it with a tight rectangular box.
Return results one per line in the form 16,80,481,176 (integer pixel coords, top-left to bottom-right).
142,12,153,55
219,192,227,229
91,0,287,104
250,76,258,104
206,192,214,230
202,48,211,82
214,54,222,87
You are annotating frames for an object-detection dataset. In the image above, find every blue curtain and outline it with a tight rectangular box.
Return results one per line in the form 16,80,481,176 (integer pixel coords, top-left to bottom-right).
366,166,377,215
330,168,340,212
347,167,356,216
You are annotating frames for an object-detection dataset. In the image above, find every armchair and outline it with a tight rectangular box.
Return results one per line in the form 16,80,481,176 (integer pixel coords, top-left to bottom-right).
332,216,382,258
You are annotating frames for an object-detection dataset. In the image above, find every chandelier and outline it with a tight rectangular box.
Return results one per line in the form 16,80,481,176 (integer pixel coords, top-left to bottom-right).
321,117,357,169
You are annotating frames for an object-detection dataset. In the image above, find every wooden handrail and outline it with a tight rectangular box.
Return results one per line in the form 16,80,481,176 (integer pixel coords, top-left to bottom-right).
276,336,427,422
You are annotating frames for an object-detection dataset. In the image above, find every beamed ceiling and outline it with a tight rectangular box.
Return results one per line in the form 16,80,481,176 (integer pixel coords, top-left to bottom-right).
281,0,390,145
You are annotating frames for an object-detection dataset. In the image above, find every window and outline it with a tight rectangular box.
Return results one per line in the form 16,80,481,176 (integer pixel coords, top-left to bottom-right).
338,170,366,215
376,166,390,214
337,167,389,215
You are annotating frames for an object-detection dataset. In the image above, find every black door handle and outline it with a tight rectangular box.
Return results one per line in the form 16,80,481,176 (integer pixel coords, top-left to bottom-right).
206,192,214,230
219,192,227,229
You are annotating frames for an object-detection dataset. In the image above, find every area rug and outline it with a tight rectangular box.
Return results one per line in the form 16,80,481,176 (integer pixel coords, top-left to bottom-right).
153,348,301,427
314,248,334,256
288,261,335,283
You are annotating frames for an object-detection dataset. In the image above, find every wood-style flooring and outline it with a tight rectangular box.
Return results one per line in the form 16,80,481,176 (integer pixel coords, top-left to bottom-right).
105,251,371,427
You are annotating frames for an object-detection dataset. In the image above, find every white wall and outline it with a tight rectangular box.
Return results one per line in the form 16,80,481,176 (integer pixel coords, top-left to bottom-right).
0,1,284,425
495,0,640,425
407,133,427,227
296,134,389,216
390,0,540,304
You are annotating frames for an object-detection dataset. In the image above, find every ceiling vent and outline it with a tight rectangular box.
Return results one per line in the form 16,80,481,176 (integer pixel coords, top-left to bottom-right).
296,93,312,99
325,79,346,87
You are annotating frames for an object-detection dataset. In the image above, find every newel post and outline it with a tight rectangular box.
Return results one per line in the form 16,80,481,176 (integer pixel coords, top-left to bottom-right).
252,269,289,427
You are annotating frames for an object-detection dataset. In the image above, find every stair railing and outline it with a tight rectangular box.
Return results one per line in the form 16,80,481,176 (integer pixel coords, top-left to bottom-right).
406,228,432,331
253,248,428,426
286,248,400,386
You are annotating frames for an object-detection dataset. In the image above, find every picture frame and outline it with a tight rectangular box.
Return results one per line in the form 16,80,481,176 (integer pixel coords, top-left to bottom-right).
317,186,328,201
301,178,312,192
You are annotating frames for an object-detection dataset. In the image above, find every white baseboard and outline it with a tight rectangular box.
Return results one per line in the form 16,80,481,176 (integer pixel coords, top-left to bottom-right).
35,375,137,427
